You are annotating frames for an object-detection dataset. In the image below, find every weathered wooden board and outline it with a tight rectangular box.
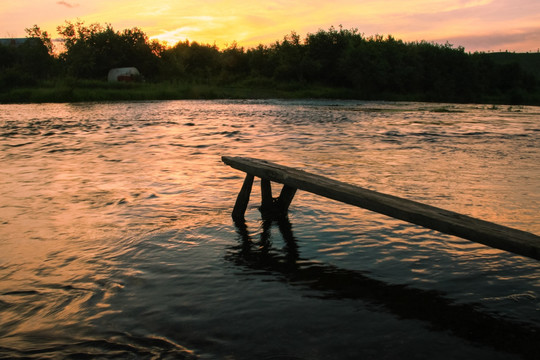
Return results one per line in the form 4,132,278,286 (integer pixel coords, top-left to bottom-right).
222,156,540,261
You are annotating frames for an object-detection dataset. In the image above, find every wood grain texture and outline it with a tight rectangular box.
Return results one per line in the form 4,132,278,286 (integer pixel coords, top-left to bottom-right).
222,156,540,260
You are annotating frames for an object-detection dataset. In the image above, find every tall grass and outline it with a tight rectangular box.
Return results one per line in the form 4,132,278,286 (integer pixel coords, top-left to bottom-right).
1,77,540,105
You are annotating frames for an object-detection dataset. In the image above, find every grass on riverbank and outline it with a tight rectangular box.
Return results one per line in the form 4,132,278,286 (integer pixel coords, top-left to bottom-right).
1,78,539,105
0,79,355,103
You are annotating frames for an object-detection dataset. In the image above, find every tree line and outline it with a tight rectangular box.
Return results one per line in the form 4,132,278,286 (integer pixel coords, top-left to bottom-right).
0,22,537,104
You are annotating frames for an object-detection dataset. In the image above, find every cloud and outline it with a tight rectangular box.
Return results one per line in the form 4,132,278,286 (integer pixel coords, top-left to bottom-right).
57,1,79,8
434,27,540,52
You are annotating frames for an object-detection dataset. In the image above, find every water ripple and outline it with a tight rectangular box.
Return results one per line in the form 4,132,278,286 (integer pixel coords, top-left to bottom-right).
0,100,539,359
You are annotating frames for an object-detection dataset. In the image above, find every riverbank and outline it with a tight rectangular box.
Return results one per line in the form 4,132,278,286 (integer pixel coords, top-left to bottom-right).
0,81,342,103
2,79,539,106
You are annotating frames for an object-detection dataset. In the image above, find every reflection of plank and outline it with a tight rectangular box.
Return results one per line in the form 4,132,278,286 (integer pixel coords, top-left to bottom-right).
222,156,540,261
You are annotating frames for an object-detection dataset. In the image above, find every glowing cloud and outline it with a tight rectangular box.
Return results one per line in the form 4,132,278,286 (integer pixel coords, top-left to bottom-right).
56,1,79,8
1,0,538,52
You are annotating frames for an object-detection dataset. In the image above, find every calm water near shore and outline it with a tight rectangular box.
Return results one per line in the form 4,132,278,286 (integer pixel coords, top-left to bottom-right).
0,100,539,359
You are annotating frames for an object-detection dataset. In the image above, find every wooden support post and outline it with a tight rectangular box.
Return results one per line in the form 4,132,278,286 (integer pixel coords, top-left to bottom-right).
222,156,540,261
260,179,273,212
232,174,254,220
276,185,297,213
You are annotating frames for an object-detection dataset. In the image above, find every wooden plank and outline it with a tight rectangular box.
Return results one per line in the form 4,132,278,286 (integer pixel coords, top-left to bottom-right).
232,173,254,220
222,156,540,260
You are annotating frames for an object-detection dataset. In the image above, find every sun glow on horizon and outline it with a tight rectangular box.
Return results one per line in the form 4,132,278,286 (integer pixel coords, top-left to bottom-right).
1,0,539,52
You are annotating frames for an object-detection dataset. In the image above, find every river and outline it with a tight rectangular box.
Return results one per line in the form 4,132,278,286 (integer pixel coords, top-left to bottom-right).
0,100,539,359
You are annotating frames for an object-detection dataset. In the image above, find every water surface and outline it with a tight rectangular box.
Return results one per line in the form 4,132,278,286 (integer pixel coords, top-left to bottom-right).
1,100,539,359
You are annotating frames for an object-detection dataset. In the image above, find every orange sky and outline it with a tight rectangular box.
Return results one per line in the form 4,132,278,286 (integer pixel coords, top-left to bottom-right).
1,0,539,52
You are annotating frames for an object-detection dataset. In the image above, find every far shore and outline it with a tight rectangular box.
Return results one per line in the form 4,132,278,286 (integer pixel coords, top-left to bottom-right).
2,81,539,106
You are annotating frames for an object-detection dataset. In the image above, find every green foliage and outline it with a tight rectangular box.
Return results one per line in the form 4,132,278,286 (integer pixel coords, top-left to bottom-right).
159,40,221,82
0,25,56,91
25,25,54,55
57,21,161,79
2,22,539,105
219,42,249,83
487,52,540,81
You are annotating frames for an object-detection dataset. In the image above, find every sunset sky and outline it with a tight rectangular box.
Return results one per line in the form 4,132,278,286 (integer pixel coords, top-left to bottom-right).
1,0,539,52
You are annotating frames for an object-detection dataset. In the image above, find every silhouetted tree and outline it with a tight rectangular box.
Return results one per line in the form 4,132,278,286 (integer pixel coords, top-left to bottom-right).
1,22,537,104
0,25,55,90
160,40,221,82
57,21,161,79
246,44,275,78
272,32,307,82
219,42,249,82
25,25,54,55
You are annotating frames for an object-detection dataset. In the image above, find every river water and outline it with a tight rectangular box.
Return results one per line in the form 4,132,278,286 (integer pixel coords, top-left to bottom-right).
0,100,539,359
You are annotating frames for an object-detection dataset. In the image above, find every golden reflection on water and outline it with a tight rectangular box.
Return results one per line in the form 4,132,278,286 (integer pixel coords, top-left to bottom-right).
0,100,539,358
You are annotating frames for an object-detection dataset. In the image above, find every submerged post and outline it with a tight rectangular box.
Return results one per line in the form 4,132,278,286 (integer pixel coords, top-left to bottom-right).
276,185,297,213
232,174,254,220
222,156,540,261
260,179,274,212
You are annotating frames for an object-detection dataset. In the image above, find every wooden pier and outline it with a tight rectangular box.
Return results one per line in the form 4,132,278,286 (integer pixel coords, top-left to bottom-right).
222,156,540,261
